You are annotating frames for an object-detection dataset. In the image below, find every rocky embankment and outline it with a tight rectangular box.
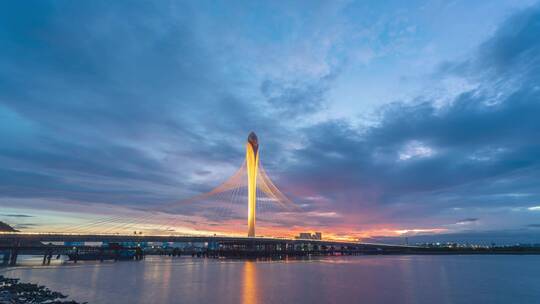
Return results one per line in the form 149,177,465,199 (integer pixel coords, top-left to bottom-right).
0,275,85,304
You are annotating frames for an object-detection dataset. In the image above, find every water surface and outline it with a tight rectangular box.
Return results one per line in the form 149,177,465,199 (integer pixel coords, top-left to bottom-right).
2,255,539,304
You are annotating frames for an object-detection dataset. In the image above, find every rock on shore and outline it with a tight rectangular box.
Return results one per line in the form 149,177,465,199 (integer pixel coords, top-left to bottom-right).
0,275,85,304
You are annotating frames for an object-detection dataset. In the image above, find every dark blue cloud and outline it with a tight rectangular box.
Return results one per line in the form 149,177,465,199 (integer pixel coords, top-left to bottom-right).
1,214,33,218
0,1,288,206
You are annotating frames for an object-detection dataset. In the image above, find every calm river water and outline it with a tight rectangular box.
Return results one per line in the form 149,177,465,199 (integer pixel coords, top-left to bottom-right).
2,255,540,304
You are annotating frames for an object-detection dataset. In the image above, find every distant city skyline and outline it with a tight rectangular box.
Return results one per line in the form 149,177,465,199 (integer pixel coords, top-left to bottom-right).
1,0,540,243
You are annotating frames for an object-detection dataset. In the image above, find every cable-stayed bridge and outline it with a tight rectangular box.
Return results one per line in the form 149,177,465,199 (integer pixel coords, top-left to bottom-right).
14,132,298,238
0,133,420,264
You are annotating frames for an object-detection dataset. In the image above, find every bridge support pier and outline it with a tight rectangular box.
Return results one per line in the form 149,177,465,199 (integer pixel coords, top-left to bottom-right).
1,251,10,265
42,249,53,265
9,248,18,266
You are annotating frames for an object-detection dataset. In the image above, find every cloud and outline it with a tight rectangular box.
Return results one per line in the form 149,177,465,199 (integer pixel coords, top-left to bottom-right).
1,214,33,218
13,223,39,229
398,140,435,161
0,2,540,241
0,1,352,210
260,77,329,117
0,1,284,206
280,4,540,234
456,218,479,225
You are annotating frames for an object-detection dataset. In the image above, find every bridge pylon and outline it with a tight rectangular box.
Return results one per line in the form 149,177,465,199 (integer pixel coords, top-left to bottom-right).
246,132,259,237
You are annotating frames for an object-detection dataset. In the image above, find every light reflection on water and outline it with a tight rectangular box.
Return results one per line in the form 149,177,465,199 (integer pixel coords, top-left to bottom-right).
1,255,540,304
242,261,257,304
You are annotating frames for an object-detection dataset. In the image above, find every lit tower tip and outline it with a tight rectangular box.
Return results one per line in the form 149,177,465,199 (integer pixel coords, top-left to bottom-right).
246,132,259,237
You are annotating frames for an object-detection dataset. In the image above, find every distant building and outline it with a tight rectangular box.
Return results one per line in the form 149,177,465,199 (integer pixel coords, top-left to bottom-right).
297,233,312,240
295,232,322,240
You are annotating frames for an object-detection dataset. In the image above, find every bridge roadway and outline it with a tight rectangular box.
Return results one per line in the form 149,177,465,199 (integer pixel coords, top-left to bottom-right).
0,233,417,265
0,232,413,249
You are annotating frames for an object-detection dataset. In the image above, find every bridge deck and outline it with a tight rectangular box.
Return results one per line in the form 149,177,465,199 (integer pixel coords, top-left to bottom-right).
0,232,414,249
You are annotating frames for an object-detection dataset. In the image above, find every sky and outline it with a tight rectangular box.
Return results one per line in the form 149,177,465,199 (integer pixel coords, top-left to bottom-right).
1,0,540,243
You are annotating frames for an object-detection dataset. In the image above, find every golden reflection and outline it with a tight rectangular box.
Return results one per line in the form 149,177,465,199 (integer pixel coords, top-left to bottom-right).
241,261,258,304
140,257,172,303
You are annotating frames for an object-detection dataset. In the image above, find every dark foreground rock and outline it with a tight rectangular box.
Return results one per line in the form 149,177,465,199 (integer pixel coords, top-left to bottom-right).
0,275,85,304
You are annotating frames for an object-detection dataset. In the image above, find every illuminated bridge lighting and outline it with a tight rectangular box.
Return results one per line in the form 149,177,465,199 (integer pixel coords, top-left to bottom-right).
23,133,298,237
160,132,297,237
